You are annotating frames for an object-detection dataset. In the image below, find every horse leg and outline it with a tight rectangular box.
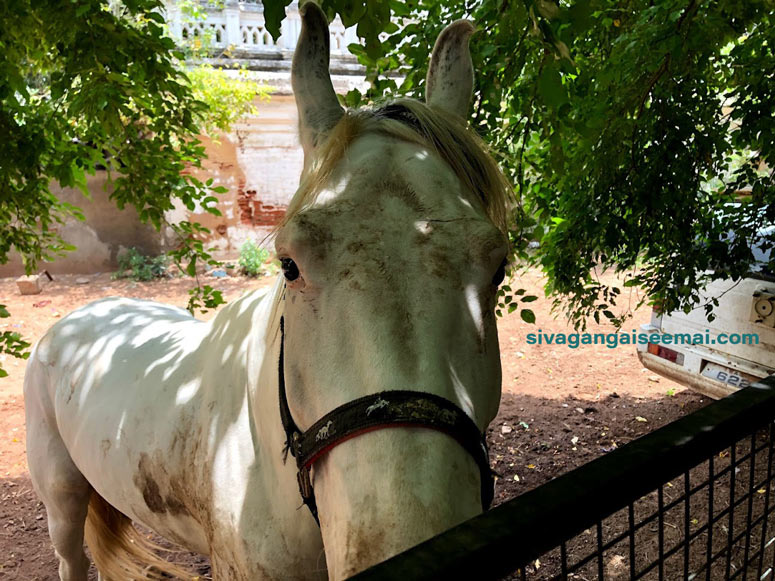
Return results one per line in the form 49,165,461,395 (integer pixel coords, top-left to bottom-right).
30,436,92,580
26,392,92,580
45,479,92,581
33,444,92,579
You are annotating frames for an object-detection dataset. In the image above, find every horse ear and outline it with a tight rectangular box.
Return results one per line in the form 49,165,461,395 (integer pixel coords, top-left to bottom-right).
292,2,345,161
425,20,476,119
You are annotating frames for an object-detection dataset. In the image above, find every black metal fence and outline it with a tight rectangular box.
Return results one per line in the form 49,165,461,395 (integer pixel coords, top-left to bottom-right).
351,376,775,580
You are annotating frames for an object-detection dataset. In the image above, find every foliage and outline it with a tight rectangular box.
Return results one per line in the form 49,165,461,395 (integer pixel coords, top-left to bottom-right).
0,0,266,373
495,284,539,325
187,66,271,137
3,0,773,379
175,0,272,136
186,284,224,315
260,0,774,329
113,247,169,282
1,0,217,270
238,239,271,277
175,0,225,56
0,305,30,378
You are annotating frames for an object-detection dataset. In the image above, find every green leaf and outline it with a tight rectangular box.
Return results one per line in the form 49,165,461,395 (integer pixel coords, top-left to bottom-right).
336,0,367,28
538,62,568,109
343,88,363,108
520,309,536,324
262,0,292,40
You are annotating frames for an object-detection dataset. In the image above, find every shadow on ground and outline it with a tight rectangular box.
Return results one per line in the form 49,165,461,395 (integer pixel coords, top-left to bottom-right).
490,390,709,504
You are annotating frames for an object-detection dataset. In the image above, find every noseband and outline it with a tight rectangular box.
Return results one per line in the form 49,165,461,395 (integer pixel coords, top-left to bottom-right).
277,315,495,525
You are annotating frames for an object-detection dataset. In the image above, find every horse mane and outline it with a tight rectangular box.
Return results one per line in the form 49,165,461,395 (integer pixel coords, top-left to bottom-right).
283,98,512,235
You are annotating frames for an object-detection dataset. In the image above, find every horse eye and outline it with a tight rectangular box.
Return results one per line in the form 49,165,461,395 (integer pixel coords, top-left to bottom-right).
492,259,507,287
281,258,300,282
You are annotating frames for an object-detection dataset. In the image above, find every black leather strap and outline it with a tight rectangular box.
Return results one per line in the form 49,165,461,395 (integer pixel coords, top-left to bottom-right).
291,389,494,510
278,316,320,522
278,315,301,461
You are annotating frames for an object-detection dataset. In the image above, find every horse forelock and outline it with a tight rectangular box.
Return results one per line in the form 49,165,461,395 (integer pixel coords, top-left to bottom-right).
281,98,511,236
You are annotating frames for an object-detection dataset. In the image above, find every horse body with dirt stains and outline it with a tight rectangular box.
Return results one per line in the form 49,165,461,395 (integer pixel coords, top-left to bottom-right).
24,4,510,579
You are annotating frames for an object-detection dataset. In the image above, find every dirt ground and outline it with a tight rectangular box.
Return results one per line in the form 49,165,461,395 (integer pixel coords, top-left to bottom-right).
0,268,708,579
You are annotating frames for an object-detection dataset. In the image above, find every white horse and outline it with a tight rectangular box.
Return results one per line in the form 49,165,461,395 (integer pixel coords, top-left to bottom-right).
24,4,511,579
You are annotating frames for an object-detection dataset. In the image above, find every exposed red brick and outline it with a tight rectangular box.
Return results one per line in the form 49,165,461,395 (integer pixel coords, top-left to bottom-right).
237,179,252,225
237,182,286,226
251,200,287,226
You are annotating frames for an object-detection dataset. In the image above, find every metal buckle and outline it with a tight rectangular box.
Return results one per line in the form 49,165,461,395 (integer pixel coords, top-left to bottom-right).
297,466,313,501
291,431,302,458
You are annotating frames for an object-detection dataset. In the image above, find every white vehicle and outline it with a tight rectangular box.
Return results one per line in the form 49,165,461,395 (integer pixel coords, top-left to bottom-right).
637,228,775,398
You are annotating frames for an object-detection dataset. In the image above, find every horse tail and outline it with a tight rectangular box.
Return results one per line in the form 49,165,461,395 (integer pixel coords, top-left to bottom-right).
84,490,195,580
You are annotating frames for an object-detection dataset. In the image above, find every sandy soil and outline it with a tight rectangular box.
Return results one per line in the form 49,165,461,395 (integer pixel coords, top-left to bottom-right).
0,268,707,579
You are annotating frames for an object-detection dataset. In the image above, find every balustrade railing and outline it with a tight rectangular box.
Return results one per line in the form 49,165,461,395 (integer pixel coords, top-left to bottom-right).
166,0,357,56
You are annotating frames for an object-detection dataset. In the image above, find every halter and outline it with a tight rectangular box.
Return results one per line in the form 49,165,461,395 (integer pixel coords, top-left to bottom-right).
277,314,495,525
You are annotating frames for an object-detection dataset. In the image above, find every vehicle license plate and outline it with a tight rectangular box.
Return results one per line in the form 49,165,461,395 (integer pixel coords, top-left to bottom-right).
701,362,760,389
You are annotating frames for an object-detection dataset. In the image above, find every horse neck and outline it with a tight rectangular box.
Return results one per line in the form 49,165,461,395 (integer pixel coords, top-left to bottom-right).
248,276,287,448
221,277,325,572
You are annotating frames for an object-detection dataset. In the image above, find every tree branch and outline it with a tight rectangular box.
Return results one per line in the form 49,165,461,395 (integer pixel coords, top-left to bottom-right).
636,0,701,119
637,53,670,119
677,0,699,31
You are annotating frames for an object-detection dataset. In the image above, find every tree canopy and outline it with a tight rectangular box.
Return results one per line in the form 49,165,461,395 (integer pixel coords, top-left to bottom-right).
1,0,773,374
0,0,262,374
308,0,774,327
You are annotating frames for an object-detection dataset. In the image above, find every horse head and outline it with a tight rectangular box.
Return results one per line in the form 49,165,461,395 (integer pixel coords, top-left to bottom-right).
276,4,509,577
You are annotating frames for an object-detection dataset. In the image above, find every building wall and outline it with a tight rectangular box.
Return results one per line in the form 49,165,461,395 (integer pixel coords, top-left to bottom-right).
180,94,304,257
0,93,305,276
0,174,161,276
